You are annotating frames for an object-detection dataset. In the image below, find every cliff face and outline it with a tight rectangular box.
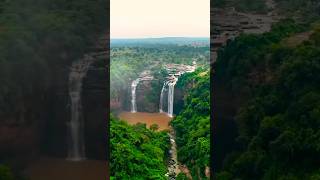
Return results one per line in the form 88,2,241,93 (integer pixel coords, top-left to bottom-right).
211,6,279,169
0,64,71,169
43,58,108,160
173,87,185,115
0,95,46,167
136,80,159,113
134,80,187,114
83,59,108,160
212,81,242,170
42,67,70,157
0,36,108,169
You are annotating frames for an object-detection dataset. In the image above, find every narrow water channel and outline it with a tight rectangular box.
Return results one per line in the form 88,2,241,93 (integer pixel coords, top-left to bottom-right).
118,111,184,179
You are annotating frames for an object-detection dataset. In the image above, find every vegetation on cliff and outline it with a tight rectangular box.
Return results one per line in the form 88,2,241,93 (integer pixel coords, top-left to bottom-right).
171,68,210,179
110,41,210,179
0,0,107,115
0,0,107,178
110,43,209,111
214,19,320,179
110,115,170,179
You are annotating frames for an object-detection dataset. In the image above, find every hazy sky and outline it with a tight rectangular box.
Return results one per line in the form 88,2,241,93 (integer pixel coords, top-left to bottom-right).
111,0,209,39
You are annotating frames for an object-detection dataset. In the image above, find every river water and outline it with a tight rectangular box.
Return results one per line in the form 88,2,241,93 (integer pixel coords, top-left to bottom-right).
118,111,184,179
118,111,171,131
24,157,107,180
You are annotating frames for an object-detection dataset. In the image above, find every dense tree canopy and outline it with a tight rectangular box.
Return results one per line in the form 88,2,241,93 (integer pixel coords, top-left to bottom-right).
0,0,107,115
110,115,170,179
110,42,210,179
171,69,210,179
110,45,209,98
215,20,320,179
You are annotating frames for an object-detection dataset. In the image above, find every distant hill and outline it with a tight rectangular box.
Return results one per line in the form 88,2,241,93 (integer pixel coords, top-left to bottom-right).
110,37,209,47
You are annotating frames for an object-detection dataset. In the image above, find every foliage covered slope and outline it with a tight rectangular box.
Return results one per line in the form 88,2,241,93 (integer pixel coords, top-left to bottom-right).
171,69,210,179
110,115,170,179
215,20,320,179
0,0,107,115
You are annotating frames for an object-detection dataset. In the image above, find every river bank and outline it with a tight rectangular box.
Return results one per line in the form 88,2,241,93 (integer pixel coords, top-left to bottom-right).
24,157,107,180
118,111,193,179
118,111,172,131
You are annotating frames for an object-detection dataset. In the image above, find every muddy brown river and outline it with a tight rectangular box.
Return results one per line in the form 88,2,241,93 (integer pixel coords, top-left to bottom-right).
118,111,172,131
24,158,107,180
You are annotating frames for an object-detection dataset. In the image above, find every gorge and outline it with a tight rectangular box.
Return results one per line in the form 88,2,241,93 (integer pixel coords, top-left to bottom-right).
23,36,108,180
110,39,209,179
129,62,196,117
120,62,198,178
0,0,109,179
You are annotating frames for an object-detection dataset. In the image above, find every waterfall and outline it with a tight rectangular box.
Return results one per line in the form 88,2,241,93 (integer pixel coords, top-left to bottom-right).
163,62,197,117
159,81,168,113
131,78,140,113
67,55,92,161
167,76,178,117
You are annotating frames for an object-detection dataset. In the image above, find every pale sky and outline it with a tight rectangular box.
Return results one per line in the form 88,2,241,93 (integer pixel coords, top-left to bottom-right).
111,0,210,39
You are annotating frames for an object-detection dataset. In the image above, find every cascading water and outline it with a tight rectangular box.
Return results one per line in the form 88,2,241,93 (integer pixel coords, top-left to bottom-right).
131,78,140,113
67,55,93,161
163,62,197,117
167,76,178,117
159,81,168,113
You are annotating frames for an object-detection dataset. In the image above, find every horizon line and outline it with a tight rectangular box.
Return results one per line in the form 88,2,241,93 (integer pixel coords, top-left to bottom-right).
111,36,210,40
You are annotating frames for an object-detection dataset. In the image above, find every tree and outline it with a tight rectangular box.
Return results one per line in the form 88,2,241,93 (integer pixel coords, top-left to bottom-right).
150,124,159,131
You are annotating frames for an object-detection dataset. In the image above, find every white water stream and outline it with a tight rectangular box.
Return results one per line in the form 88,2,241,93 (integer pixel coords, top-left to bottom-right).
131,78,140,113
159,81,168,113
167,77,178,117
159,61,197,117
67,55,93,161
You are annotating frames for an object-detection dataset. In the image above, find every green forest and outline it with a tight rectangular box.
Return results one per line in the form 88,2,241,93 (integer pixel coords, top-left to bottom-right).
110,68,211,179
110,40,210,179
110,44,209,102
110,115,170,179
214,19,320,179
171,69,210,179
0,0,107,115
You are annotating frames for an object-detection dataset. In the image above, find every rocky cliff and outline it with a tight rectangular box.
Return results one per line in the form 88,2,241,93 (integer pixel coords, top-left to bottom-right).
0,36,108,172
